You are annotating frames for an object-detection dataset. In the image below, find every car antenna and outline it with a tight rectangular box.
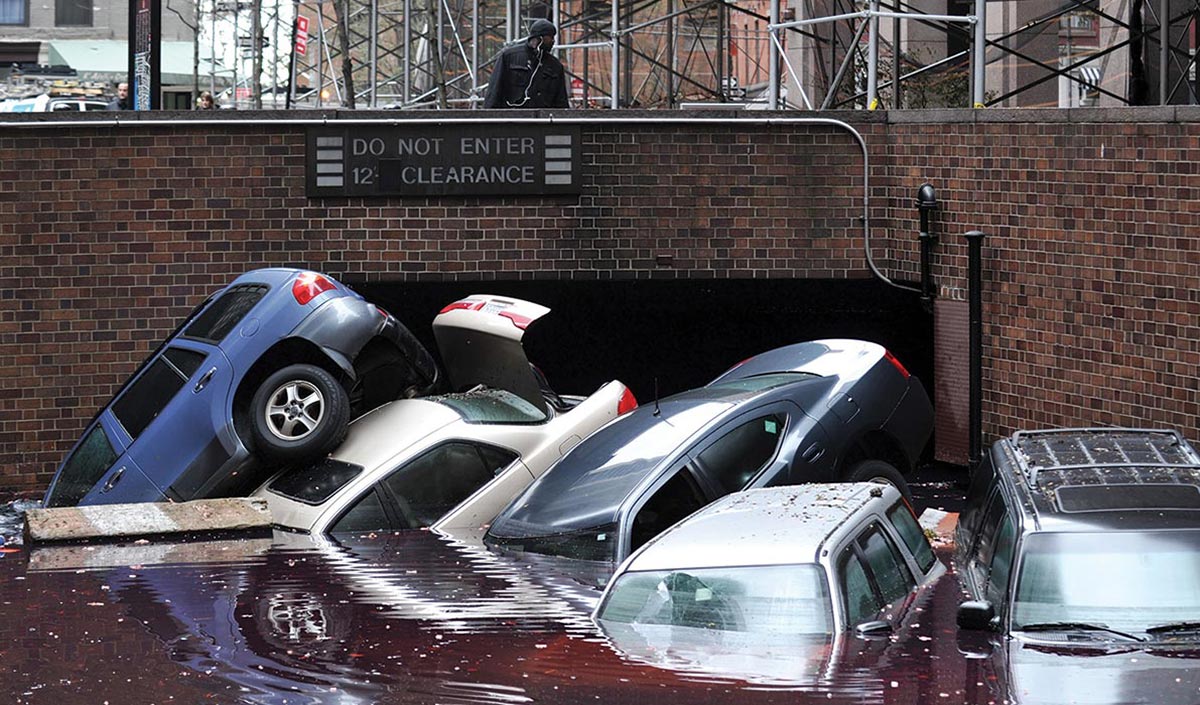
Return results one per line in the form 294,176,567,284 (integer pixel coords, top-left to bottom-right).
653,377,661,417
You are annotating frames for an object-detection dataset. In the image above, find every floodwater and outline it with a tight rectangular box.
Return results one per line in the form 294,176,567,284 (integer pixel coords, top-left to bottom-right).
0,489,991,705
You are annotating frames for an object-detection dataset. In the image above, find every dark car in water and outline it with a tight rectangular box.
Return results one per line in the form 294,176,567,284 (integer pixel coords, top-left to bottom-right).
955,428,1200,705
485,339,932,566
44,268,440,508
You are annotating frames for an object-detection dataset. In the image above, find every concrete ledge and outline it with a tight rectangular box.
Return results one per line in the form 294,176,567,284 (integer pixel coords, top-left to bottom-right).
24,498,272,543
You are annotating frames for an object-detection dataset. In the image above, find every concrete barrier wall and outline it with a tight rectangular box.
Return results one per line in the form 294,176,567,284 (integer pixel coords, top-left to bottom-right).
1,108,1197,493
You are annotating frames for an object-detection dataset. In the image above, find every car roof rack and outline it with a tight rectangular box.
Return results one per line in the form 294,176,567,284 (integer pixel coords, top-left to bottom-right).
1010,428,1200,488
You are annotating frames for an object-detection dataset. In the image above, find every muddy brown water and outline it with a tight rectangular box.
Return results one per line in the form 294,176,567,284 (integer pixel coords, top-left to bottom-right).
0,505,987,705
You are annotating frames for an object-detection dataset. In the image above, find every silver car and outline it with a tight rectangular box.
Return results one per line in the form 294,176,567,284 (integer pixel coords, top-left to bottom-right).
594,483,943,637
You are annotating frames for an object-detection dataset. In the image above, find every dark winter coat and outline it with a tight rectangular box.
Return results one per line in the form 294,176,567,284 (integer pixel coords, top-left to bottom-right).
483,43,569,109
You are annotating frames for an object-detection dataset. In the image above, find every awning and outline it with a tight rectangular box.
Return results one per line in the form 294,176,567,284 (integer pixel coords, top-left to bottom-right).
45,40,227,86
1075,65,1101,87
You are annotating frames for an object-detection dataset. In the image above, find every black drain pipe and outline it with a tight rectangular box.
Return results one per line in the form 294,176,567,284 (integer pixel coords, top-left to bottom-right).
916,185,938,308
965,230,986,473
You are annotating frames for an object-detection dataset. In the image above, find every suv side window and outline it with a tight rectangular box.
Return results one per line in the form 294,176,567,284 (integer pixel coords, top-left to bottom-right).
694,414,787,495
968,491,1009,593
837,524,916,626
886,502,936,573
111,347,208,439
957,454,996,543
985,514,1017,606
45,425,119,507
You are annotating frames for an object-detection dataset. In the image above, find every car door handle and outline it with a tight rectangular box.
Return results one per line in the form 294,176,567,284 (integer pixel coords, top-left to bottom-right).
801,443,825,463
193,366,217,393
101,466,125,493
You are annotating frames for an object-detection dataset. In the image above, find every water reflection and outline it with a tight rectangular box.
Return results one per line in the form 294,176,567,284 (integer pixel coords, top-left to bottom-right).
0,525,983,705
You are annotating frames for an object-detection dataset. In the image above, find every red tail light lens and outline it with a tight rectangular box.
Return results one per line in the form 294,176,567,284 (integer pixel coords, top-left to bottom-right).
618,388,638,415
884,349,911,379
292,272,335,305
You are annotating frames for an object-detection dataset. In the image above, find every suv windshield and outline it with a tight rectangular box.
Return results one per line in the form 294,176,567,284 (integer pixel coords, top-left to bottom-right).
1013,530,1200,636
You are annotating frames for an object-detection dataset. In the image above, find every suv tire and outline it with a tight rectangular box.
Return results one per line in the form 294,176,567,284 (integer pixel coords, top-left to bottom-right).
251,364,350,463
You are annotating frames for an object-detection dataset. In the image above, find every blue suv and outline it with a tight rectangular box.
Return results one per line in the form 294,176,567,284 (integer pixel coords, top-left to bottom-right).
44,268,440,507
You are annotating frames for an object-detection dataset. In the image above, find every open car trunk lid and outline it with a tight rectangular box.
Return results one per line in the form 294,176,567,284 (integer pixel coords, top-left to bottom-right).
432,295,550,413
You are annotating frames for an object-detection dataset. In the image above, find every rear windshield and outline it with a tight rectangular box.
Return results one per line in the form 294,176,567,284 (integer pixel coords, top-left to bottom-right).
46,425,119,507
434,388,547,424
268,458,366,505
183,284,269,343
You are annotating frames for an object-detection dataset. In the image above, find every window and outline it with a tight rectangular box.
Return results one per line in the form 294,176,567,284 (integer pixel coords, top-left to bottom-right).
269,458,365,504
887,502,936,573
597,564,833,635
837,524,916,627
45,425,119,507
183,284,268,343
55,0,91,26
985,515,1016,606
860,526,915,606
630,470,707,553
112,347,207,439
841,551,876,627
0,0,27,25
337,442,516,532
695,414,786,495
331,488,390,533
968,491,1009,592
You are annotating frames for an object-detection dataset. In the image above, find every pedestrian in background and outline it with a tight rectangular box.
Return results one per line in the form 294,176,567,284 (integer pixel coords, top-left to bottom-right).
107,82,131,110
483,19,568,109
197,91,217,110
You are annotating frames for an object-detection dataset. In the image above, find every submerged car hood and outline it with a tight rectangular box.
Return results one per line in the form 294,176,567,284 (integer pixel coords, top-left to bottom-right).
1004,638,1200,705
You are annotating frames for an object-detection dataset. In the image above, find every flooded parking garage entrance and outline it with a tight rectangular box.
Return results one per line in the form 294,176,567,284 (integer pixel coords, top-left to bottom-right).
0,525,984,705
355,278,933,407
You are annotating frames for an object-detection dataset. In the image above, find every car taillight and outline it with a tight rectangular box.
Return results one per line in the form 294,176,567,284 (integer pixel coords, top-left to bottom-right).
618,388,638,415
292,272,335,305
884,349,911,379
436,298,487,311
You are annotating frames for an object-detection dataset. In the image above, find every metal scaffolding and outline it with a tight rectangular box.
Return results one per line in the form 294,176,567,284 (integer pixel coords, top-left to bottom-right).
252,0,1198,109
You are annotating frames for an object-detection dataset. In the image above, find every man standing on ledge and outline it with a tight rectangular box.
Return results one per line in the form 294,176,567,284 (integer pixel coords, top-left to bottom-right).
483,19,569,109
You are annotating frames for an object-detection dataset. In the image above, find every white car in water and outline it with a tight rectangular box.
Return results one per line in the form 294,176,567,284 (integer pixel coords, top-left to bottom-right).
254,294,637,535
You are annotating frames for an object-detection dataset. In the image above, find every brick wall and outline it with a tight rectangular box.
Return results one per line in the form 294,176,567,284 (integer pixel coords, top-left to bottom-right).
1,108,1198,493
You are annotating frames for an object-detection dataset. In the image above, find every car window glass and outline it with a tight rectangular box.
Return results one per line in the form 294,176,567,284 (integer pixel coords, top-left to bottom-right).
111,352,196,439
840,550,877,626
269,459,365,505
382,442,518,528
163,347,205,379
630,469,707,554
887,502,936,573
860,525,915,607
45,425,119,507
985,514,1017,606
331,488,392,533
598,564,833,635
969,491,1008,591
957,456,996,541
695,414,786,495
183,284,268,343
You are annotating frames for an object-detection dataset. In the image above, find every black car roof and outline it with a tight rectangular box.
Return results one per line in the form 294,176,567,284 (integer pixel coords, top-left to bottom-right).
488,373,828,538
996,428,1200,532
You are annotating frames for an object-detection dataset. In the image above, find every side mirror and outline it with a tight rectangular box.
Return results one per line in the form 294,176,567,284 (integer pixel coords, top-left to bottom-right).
854,620,894,639
957,600,996,631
